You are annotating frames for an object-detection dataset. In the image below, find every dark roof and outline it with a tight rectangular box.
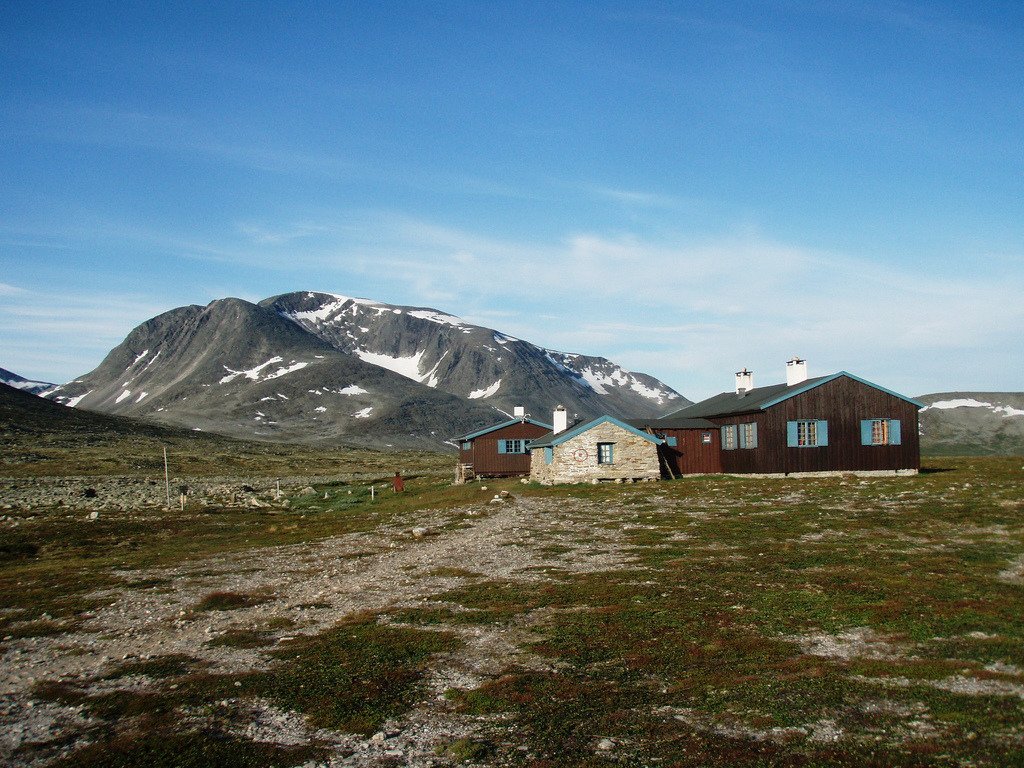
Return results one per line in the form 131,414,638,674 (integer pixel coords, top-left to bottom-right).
528,415,663,449
661,372,924,420
627,416,718,430
457,417,553,441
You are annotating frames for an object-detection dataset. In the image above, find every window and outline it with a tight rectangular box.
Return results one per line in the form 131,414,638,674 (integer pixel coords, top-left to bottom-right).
721,424,738,450
597,443,614,464
861,419,902,446
787,420,829,447
666,436,678,448
701,432,712,445
739,422,758,449
461,441,471,451
498,439,527,454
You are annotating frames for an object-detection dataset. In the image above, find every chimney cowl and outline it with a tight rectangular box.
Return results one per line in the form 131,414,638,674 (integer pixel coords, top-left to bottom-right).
786,357,808,387
735,368,754,395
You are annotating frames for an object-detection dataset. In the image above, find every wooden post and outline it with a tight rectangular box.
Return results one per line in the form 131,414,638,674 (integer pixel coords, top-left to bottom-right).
163,447,170,509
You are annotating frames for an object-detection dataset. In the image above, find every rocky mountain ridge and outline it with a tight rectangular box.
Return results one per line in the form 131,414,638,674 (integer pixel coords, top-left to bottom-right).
918,392,1024,456
0,367,54,396
41,292,687,449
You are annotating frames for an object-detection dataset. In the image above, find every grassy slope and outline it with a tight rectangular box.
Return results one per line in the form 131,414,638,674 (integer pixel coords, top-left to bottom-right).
1,382,451,477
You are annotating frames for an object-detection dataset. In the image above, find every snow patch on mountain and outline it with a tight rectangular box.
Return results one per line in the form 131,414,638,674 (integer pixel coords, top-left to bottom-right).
354,349,426,382
353,407,373,419
115,390,132,404
218,357,308,385
264,361,308,380
630,378,676,404
923,399,1024,418
408,309,466,327
65,391,92,408
469,380,501,399
220,356,284,384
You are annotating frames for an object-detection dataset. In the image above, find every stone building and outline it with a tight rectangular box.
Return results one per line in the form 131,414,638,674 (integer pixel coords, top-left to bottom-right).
528,412,663,485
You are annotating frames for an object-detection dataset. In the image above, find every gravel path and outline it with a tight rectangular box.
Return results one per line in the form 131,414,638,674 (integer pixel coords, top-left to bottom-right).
1,492,639,766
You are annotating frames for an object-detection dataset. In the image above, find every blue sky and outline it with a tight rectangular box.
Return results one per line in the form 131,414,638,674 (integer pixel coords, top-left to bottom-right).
2,1,1021,400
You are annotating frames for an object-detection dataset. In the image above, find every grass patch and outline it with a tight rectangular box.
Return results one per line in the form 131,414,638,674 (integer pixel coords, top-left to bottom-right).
40,725,327,768
193,590,273,613
29,614,459,765
103,654,201,680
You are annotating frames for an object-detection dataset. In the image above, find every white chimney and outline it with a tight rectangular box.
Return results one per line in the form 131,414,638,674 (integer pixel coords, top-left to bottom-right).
786,357,808,386
513,405,526,419
553,405,568,434
735,368,754,395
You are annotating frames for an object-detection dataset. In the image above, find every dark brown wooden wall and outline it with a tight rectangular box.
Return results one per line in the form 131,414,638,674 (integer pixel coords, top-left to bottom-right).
657,428,723,475
459,421,551,476
709,376,920,474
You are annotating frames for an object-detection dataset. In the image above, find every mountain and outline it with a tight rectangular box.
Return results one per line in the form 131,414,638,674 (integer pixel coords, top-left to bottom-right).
918,392,1024,456
260,291,685,421
0,367,55,396
45,294,685,449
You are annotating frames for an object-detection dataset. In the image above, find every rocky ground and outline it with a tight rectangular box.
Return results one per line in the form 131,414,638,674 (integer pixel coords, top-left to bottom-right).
4,460,1024,767
0,480,636,767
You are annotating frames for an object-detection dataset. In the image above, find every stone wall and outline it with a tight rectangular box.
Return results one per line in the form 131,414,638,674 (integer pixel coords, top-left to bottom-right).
530,422,661,484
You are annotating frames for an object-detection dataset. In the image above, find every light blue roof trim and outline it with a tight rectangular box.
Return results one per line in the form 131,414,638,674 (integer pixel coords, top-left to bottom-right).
757,371,925,410
542,415,664,447
459,418,553,441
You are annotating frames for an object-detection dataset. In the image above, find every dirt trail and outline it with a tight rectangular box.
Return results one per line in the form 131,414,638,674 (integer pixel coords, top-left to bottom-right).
1,494,638,766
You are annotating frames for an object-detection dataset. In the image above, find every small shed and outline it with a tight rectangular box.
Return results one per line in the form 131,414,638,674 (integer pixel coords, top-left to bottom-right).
529,416,663,485
629,416,723,476
456,416,553,478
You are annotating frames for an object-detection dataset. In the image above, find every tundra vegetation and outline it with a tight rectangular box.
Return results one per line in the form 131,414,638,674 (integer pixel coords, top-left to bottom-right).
1,431,1022,766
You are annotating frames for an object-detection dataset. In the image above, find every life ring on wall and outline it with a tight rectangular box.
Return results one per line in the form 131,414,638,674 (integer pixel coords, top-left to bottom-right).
572,448,588,462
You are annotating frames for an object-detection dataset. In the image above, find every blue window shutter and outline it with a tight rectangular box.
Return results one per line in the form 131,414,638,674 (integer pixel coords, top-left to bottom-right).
817,420,829,446
787,421,798,447
861,420,873,446
545,446,553,464
890,419,902,445
750,422,758,449
497,440,507,454
738,425,747,449
667,436,678,448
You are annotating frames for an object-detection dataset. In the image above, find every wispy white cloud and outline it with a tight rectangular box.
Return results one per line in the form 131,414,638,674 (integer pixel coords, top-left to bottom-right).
587,185,695,210
0,282,27,296
0,287,166,383
6,101,357,180
260,211,1018,398
3,206,1019,397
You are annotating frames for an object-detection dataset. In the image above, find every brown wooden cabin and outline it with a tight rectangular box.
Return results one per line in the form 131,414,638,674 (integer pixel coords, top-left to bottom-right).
457,417,553,477
629,416,724,476
639,371,922,476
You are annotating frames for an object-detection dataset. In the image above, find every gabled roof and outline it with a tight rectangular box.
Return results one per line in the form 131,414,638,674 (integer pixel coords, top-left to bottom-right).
457,418,553,441
664,371,925,420
529,415,664,449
